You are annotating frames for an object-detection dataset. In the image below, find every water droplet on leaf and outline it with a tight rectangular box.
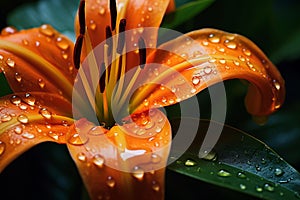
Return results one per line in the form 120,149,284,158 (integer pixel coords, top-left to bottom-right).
217,169,231,177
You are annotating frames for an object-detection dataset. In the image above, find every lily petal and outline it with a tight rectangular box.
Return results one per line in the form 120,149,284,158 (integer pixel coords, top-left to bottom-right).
67,109,171,200
132,28,285,117
0,26,76,101
0,93,73,172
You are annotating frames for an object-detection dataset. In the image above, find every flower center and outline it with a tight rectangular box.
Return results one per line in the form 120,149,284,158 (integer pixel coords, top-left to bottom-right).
73,0,146,128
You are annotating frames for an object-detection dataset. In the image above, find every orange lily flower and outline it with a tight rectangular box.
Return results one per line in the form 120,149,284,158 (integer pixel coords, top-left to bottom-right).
0,0,285,199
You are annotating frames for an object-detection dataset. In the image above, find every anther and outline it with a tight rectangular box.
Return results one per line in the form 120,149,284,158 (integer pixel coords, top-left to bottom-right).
99,62,106,93
74,34,84,69
110,0,117,31
116,19,126,54
78,0,86,35
105,26,113,56
138,37,146,69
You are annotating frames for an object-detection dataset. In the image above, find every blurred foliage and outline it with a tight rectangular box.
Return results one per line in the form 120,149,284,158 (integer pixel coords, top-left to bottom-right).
0,0,300,199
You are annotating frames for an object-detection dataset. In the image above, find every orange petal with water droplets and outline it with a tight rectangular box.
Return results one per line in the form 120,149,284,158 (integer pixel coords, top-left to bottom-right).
0,93,73,172
0,25,76,101
132,28,285,117
67,109,171,200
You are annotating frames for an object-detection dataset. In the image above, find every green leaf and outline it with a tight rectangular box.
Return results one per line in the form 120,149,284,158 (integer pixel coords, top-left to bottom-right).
0,73,13,96
7,0,78,41
168,118,300,200
162,0,215,29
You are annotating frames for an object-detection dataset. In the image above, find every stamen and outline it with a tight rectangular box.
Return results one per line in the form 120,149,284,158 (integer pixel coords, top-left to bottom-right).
116,19,126,54
99,62,106,93
105,26,113,56
110,0,117,31
78,0,86,35
138,37,146,69
74,34,84,69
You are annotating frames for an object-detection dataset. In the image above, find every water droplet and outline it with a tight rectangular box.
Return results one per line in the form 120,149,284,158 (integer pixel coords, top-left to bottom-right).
152,181,160,192
224,40,237,49
1,26,18,35
148,6,153,12
233,60,240,66
275,168,284,176
132,166,144,180
219,59,226,64
6,58,15,68
202,40,209,46
77,152,87,162
273,80,281,90
237,172,246,179
0,141,6,156
23,93,36,106
243,48,252,56
17,114,29,124
14,126,23,134
106,176,116,188
56,37,70,50
35,41,40,47
10,95,21,105
37,78,45,89
255,186,263,192
15,72,22,82
201,150,217,161
1,114,12,122
88,126,105,135
98,6,106,15
19,103,28,110
239,184,247,190
68,133,89,145
22,132,35,139
264,183,275,192
151,154,161,163
204,66,212,74
93,154,105,168
39,108,52,120
217,169,231,177
89,20,97,30
48,131,59,140
39,24,55,37
208,33,220,43
192,76,201,86
184,159,197,167
238,55,246,62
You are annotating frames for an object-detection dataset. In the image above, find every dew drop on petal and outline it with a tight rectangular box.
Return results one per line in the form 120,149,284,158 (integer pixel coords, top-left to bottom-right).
224,40,237,49
77,152,87,162
93,154,105,168
89,20,97,30
38,78,45,89
48,131,59,140
39,24,55,37
39,108,52,120
17,114,29,124
98,6,106,15
0,141,6,156
23,93,36,106
22,132,35,139
15,72,22,82
273,80,281,90
1,114,12,122
243,48,252,56
106,176,116,188
14,126,23,134
6,58,15,68
152,181,160,192
208,33,220,43
151,154,161,163
217,169,231,177
56,37,70,50
68,133,89,146
192,76,201,86
132,166,144,181
10,95,21,105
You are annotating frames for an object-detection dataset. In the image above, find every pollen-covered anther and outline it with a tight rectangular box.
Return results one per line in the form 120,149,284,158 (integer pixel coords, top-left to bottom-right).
109,0,117,31
116,19,127,54
138,37,146,69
